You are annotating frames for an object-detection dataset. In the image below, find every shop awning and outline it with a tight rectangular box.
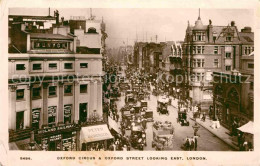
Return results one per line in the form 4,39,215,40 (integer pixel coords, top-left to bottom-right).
80,124,114,143
237,121,254,134
108,116,121,134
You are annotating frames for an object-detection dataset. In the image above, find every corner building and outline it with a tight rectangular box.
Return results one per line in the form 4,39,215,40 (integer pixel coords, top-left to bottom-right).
8,13,104,151
183,13,252,111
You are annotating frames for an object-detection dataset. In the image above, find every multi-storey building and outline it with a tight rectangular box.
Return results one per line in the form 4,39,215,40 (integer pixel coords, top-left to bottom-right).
161,41,185,98
183,13,253,111
133,42,164,78
212,28,254,129
8,10,109,151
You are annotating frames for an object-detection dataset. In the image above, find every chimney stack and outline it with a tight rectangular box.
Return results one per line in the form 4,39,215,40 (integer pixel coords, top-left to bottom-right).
231,21,235,26
54,10,59,25
61,17,64,25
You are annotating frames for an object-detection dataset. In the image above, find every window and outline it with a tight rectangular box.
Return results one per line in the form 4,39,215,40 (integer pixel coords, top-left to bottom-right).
248,63,254,69
201,59,205,67
64,63,73,69
32,87,41,99
49,63,57,70
213,36,217,42
202,46,204,54
49,86,57,96
196,73,201,81
193,59,196,67
33,64,42,70
16,89,24,100
64,85,72,95
193,46,196,54
16,64,25,70
226,65,231,71
226,53,231,58
214,46,218,54
250,82,254,90
80,63,88,68
197,59,201,68
48,106,57,127
197,46,201,54
80,84,88,93
244,47,248,55
32,108,40,129
214,59,219,68
195,32,206,41
226,36,232,42
201,73,205,81
64,104,72,124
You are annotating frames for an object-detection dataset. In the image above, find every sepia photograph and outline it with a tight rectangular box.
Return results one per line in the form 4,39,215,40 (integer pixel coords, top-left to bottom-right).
0,0,259,165
7,7,254,152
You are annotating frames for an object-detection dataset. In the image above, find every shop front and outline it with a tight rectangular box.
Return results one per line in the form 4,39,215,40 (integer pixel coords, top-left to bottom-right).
80,124,114,151
35,124,80,151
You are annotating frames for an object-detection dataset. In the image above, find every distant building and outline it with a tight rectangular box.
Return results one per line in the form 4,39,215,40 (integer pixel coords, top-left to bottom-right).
133,42,164,77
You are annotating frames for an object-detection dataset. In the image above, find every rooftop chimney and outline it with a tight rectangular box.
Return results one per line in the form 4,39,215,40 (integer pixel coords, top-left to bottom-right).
61,17,64,25
54,10,59,25
231,21,235,26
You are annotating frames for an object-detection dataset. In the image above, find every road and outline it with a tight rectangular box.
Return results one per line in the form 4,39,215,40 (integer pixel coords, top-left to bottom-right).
114,68,234,151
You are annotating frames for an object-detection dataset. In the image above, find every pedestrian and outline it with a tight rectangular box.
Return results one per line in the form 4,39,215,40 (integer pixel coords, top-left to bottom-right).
194,136,198,151
237,131,242,148
190,138,195,151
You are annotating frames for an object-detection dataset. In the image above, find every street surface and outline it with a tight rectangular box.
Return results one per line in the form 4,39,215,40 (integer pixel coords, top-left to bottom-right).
114,68,234,151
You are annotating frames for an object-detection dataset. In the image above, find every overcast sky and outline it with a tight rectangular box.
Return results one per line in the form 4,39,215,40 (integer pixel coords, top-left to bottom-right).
10,8,254,48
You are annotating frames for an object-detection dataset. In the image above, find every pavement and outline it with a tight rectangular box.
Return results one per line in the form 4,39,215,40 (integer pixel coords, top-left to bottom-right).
172,100,240,151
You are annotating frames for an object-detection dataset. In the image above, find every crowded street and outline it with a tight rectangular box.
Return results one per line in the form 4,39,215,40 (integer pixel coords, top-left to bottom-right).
107,66,234,151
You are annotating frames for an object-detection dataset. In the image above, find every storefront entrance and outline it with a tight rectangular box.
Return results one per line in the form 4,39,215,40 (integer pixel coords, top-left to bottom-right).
49,140,61,151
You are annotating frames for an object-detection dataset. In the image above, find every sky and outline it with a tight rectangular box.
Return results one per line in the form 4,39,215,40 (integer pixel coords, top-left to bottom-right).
9,8,255,48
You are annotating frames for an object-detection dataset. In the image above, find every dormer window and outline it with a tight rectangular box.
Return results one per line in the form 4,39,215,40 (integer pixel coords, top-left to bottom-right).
226,36,232,42
225,33,233,42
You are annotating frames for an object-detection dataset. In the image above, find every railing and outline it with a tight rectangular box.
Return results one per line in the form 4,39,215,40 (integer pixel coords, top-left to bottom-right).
9,128,33,142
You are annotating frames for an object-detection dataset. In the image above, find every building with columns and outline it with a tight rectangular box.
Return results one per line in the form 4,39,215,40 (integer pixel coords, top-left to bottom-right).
8,11,105,151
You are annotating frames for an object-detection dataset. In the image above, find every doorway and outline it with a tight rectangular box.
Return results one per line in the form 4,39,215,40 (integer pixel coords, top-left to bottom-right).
16,111,24,130
79,103,88,123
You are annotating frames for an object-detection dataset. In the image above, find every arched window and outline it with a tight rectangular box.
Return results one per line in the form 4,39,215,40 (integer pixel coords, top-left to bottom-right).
214,85,223,96
227,88,239,103
87,27,97,33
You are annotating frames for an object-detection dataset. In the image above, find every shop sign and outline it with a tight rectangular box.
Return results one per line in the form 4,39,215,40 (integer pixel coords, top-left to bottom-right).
37,124,75,134
50,134,62,142
64,104,72,118
34,41,68,49
32,108,40,123
48,106,57,117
